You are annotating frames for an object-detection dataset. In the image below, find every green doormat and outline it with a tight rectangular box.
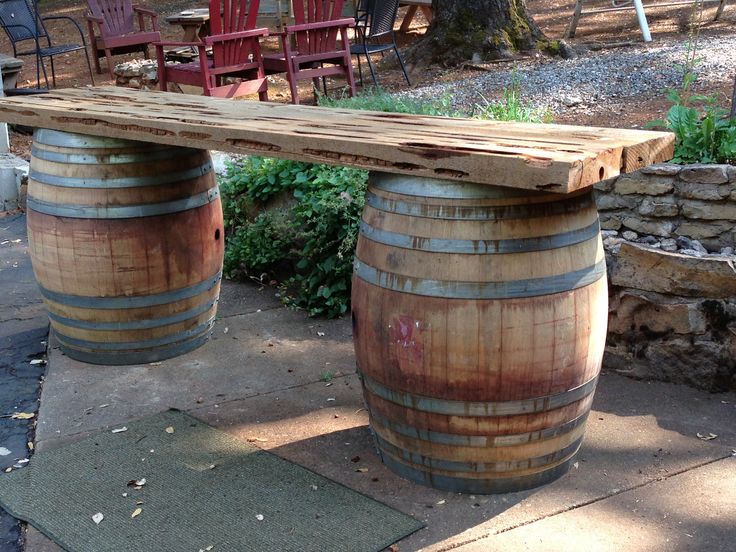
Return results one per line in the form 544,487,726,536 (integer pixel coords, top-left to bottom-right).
0,410,422,552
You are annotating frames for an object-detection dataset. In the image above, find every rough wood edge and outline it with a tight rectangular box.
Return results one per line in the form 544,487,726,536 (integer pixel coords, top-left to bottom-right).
0,87,675,194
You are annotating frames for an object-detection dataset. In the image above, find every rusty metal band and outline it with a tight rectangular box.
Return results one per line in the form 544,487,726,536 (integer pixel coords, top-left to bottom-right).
46,299,217,331
359,219,600,254
365,189,593,221
53,328,214,366
53,319,215,351
369,410,590,448
369,174,535,199
30,143,198,165
360,372,598,417
27,187,220,218
379,451,577,494
374,432,584,475
353,258,606,299
38,271,222,309
29,162,213,188
34,128,175,150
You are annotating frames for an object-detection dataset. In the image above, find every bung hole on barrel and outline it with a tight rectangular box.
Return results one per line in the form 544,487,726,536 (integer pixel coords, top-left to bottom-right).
599,167,605,179
215,229,221,240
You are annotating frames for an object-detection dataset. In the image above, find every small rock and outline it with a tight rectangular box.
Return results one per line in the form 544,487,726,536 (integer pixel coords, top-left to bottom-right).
720,246,734,256
640,163,682,176
603,237,625,248
638,235,658,245
661,238,678,252
601,230,619,239
622,231,638,241
690,240,708,254
676,236,695,250
679,248,704,257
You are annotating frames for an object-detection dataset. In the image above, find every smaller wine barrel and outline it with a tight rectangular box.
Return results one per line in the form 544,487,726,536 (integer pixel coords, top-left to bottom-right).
352,173,608,493
26,129,224,365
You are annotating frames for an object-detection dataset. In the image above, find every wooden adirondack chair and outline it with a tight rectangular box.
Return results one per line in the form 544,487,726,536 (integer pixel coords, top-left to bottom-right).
155,0,269,100
263,0,356,104
85,0,161,79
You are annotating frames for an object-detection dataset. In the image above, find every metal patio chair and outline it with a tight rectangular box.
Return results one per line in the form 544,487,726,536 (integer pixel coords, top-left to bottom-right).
350,0,409,87
0,0,95,88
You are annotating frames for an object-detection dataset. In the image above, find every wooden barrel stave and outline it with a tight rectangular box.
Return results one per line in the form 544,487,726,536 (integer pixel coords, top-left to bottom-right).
352,173,608,493
27,129,224,365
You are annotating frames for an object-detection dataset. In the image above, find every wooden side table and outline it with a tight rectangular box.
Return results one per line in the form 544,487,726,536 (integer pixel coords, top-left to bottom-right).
165,8,211,42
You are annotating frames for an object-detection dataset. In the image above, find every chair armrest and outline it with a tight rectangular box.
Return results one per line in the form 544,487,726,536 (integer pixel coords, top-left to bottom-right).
41,15,88,45
153,40,205,47
133,5,160,31
83,14,104,24
133,6,158,17
285,18,355,33
204,28,269,45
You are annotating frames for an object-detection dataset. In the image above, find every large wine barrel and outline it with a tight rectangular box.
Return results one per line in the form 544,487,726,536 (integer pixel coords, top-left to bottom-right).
26,129,223,365
352,173,608,493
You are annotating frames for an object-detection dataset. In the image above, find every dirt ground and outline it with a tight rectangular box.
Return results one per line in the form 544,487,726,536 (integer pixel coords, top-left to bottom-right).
1,0,734,159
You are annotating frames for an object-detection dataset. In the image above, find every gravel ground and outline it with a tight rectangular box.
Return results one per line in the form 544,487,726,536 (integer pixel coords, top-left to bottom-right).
399,33,736,117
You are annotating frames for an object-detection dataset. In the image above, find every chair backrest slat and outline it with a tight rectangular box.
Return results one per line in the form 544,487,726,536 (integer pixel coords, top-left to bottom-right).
292,0,345,55
209,0,262,67
364,0,398,38
87,0,136,37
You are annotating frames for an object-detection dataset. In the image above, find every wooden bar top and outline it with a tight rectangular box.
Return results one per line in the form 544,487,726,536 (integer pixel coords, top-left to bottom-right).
0,86,674,193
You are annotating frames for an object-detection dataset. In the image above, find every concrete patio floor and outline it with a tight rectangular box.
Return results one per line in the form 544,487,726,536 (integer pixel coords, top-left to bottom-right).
20,276,736,552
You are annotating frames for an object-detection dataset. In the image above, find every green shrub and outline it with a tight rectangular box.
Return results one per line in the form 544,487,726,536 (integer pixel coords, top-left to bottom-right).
647,16,736,165
650,74,736,164
221,86,548,317
220,158,367,317
320,85,551,123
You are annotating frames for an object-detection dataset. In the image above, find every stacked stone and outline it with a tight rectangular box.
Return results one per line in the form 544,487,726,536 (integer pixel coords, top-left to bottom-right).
595,163,736,252
114,60,159,90
594,163,736,392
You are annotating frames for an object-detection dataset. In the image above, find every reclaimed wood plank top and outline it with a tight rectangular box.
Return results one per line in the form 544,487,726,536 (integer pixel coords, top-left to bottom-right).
0,86,674,193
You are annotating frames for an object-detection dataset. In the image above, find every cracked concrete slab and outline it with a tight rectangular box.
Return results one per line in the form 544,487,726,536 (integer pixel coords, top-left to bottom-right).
451,456,736,552
19,278,736,552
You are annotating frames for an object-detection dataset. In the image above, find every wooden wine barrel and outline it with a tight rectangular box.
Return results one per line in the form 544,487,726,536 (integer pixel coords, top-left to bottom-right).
26,129,224,365
352,173,608,493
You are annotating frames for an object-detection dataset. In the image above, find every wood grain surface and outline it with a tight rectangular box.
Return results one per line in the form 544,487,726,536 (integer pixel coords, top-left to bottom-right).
352,174,609,492
0,86,674,193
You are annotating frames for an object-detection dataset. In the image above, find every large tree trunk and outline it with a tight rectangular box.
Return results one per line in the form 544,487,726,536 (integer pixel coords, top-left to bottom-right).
406,0,553,67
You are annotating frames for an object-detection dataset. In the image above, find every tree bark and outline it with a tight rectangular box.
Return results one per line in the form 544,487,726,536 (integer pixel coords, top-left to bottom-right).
405,0,552,67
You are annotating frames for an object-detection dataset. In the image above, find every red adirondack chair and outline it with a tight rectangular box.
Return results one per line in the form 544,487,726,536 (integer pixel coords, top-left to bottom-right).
155,0,269,100
263,0,356,104
85,0,161,79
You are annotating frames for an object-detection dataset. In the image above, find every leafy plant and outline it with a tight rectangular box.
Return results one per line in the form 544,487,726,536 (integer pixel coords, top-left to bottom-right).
220,158,367,317
318,87,461,116
471,81,552,123
647,68,736,165
221,84,549,318
646,1,736,164
319,83,551,123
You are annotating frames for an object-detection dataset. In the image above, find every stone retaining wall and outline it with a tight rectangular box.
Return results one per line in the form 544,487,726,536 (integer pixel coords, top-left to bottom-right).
595,163,736,392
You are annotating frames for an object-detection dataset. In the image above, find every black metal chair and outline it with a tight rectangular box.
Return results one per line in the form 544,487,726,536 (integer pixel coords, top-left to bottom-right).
0,0,95,88
350,0,410,87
